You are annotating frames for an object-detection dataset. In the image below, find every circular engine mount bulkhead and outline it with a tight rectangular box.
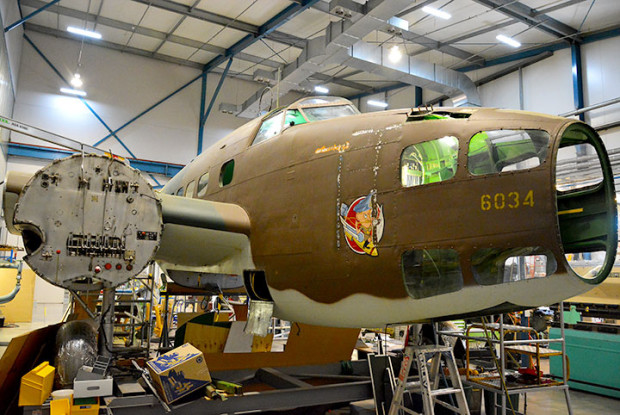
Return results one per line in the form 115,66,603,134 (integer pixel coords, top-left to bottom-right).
13,154,163,291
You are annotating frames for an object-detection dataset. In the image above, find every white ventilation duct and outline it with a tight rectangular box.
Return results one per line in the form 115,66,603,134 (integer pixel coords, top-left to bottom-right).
235,0,480,117
344,40,481,107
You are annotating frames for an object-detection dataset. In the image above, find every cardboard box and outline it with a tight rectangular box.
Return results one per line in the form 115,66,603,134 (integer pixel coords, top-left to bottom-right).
146,343,211,403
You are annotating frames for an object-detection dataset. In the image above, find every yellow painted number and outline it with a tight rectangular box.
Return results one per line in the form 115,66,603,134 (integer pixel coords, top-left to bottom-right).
494,193,505,210
481,191,533,211
481,194,492,211
508,192,519,209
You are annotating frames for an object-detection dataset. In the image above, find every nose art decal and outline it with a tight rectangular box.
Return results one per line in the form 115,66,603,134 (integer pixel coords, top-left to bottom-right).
340,191,384,256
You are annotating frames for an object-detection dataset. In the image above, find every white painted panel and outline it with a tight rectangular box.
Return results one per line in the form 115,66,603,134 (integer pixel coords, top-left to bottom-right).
158,41,197,60
206,27,249,49
582,36,620,136
195,0,291,26
24,6,59,28
277,8,329,39
188,49,218,64
96,24,133,45
479,71,520,110
99,0,149,25
547,0,620,33
522,48,573,116
140,7,184,32
61,0,103,13
128,33,164,52
173,16,225,43
13,32,257,166
401,1,504,41
388,86,417,109
0,0,21,98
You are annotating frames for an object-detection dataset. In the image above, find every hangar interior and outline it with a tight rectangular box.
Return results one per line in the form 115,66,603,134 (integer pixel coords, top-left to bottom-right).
0,0,619,414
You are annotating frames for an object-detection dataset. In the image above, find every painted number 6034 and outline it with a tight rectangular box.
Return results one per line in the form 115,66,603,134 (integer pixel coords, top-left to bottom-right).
481,190,534,211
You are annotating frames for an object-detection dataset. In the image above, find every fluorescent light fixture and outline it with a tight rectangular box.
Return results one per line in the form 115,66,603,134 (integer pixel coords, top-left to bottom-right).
388,45,402,63
70,73,83,88
422,6,451,20
367,100,388,108
496,34,521,48
67,26,102,39
60,87,87,97
314,85,329,94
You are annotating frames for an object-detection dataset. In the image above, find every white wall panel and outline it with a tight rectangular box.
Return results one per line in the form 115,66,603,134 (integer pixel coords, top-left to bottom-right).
0,0,22,96
13,32,260,165
582,36,620,151
479,71,520,110
522,49,574,116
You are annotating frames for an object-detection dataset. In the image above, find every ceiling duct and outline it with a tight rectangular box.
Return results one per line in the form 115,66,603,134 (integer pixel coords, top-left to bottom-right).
344,40,481,106
233,0,479,117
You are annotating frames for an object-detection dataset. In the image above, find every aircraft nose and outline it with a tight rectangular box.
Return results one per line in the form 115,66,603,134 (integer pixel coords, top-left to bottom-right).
555,122,617,285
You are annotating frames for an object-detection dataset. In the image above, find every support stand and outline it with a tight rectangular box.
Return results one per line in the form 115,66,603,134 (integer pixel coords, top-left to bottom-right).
99,287,115,357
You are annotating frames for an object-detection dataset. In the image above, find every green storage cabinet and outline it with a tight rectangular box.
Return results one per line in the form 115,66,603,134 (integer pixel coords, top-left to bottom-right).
549,328,620,398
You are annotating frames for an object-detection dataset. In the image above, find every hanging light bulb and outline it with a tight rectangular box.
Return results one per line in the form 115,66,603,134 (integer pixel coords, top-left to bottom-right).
70,73,83,88
388,45,403,63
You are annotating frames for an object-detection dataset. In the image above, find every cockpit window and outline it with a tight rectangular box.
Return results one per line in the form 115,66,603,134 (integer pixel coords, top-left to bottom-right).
468,129,549,175
401,136,459,187
185,180,196,198
285,109,307,127
302,104,358,122
253,110,284,145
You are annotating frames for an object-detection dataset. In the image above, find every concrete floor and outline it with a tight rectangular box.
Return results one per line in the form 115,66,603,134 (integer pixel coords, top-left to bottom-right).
523,388,620,415
1,323,619,414
0,321,48,359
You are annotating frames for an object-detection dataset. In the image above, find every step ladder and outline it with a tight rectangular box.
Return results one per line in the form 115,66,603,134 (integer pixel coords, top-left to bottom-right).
388,345,470,415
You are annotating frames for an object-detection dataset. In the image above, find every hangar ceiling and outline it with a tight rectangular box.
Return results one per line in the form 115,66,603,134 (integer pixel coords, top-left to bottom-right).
12,0,620,115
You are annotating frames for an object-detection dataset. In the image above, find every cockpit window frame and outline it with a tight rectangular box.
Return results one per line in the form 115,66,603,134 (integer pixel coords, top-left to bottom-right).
252,109,285,146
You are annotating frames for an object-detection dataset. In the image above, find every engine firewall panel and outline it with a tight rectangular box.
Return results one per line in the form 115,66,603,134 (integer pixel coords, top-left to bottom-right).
13,154,163,290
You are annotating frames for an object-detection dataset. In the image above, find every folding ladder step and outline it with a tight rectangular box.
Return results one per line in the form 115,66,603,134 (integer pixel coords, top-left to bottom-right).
430,387,463,397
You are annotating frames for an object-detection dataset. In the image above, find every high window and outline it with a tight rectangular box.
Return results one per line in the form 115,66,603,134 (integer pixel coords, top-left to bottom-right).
401,136,459,187
468,129,549,175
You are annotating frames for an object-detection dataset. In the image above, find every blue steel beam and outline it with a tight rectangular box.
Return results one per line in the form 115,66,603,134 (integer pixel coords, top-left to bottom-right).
414,87,423,107
94,0,320,148
202,0,321,73
198,73,207,156
8,143,184,177
94,73,203,146
23,34,137,159
198,57,233,155
571,43,585,122
5,0,60,32
23,34,163,186
457,26,620,73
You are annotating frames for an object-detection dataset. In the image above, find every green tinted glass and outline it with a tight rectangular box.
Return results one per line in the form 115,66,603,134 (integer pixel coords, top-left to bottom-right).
401,136,459,187
220,160,234,187
402,249,463,299
468,129,549,175
471,247,556,285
